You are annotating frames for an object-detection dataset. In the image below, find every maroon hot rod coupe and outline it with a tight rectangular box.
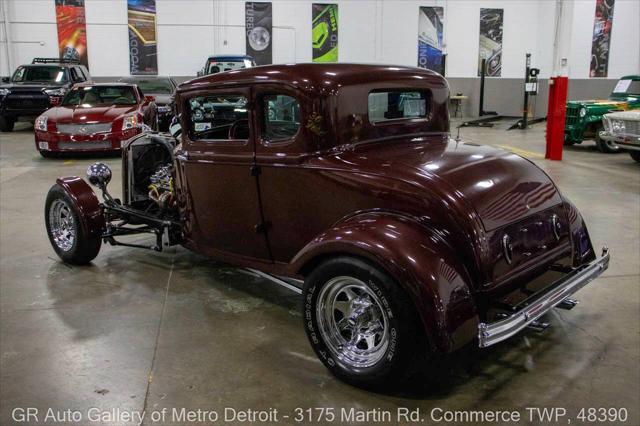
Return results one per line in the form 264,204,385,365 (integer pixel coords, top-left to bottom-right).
35,83,157,157
44,64,609,387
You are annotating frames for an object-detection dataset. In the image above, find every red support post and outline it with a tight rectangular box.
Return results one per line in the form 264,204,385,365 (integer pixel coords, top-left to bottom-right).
545,76,569,160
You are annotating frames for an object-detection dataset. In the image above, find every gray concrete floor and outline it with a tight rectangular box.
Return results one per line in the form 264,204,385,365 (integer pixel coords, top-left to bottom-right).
1,121,639,426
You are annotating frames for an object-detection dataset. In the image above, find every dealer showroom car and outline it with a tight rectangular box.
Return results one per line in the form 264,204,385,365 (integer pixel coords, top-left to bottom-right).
0,1,638,426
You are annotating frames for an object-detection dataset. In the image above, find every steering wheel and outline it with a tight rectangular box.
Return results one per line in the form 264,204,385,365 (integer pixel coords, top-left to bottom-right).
228,119,249,140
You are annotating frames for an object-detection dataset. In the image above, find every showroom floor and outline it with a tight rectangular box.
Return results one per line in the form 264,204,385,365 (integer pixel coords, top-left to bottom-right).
1,121,639,425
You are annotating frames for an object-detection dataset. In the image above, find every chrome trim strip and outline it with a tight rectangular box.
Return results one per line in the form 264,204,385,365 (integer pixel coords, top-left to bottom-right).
244,268,303,294
478,246,610,348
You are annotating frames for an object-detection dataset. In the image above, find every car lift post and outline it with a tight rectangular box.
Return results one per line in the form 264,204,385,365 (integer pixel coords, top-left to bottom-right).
545,74,569,160
522,54,531,129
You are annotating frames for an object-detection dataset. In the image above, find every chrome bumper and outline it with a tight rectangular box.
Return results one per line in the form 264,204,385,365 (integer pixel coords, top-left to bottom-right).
478,246,610,348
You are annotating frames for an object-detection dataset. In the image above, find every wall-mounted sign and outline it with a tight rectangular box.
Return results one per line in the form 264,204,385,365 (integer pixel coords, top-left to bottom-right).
312,4,338,63
417,6,444,74
590,0,615,77
245,2,273,65
128,0,158,75
478,8,503,77
54,0,89,67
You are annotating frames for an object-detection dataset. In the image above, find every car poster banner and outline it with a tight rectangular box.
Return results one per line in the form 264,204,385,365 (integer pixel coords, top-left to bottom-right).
477,8,503,77
54,0,89,67
312,4,338,63
127,0,158,75
590,0,615,77
245,2,272,65
417,6,444,74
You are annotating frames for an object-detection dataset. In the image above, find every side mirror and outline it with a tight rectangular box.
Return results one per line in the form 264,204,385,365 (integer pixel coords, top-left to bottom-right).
1,77,9,83
144,95,155,104
197,70,203,77
87,162,112,189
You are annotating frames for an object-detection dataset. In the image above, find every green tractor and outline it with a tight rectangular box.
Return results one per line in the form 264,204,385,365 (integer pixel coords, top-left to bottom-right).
564,75,640,152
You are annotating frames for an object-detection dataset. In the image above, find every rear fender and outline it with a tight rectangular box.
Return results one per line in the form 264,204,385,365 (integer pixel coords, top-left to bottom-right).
292,212,479,353
56,177,105,238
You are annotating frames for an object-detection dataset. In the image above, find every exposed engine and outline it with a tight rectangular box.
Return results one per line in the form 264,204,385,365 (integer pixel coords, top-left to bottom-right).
148,164,175,212
122,132,177,217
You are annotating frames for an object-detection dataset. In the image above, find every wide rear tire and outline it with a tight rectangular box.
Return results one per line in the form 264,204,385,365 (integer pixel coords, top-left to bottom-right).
45,184,101,264
630,151,640,163
302,256,428,389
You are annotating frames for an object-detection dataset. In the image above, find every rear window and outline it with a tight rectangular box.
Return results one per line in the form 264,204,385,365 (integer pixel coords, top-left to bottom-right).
368,90,429,123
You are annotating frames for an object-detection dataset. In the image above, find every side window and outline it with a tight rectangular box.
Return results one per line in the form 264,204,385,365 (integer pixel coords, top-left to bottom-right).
12,67,25,82
69,68,80,82
75,67,86,81
262,94,300,142
368,90,429,123
188,94,249,141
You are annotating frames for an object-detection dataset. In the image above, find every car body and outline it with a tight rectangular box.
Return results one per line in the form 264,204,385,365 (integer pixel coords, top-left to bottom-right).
118,76,177,131
564,75,640,152
34,83,157,157
197,55,257,76
600,109,640,162
44,64,609,387
0,58,91,132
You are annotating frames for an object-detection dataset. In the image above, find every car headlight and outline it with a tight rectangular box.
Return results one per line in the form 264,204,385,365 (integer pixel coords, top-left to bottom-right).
35,115,48,131
579,107,587,117
44,88,67,97
121,115,139,130
0,88,10,96
611,119,625,134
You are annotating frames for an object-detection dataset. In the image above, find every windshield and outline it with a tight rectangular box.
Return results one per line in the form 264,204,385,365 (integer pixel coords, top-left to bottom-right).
612,79,640,96
206,59,254,75
62,86,138,107
11,66,68,83
121,78,174,94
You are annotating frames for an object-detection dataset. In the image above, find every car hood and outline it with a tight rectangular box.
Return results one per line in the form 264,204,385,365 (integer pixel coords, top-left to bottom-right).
567,99,627,110
338,135,562,231
47,104,139,123
604,109,640,120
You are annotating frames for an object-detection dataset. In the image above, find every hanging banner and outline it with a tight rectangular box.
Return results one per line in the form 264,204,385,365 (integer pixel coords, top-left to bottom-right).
245,2,273,65
54,0,89,67
128,0,158,75
590,0,615,77
312,4,338,63
417,6,444,74
478,8,503,77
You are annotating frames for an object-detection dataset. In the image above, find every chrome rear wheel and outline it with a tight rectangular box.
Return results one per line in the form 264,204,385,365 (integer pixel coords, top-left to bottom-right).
316,276,389,369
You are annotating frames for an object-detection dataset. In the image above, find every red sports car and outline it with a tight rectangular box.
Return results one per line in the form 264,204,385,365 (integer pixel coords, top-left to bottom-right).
34,83,157,157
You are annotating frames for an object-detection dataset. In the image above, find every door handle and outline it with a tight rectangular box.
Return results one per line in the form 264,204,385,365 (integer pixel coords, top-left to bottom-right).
176,151,189,161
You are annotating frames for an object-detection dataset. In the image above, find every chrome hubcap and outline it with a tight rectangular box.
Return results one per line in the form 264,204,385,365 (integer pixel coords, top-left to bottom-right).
316,276,389,368
49,199,76,252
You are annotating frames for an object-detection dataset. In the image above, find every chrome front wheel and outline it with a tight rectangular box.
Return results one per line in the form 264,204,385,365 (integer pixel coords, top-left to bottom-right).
48,199,76,252
316,276,390,369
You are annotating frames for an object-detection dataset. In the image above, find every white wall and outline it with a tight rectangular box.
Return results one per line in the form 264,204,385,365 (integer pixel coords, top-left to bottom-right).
1,0,638,79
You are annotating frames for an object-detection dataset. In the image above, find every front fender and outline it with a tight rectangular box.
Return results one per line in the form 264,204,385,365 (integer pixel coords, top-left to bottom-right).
56,176,105,238
292,212,479,353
